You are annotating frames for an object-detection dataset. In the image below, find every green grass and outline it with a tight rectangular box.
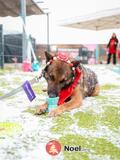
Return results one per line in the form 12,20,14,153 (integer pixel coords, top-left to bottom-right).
24,108,36,114
51,114,74,133
94,94,120,106
95,95,108,100
74,111,99,130
0,68,14,74
23,107,48,118
50,103,120,159
101,105,120,131
0,70,4,75
32,84,45,95
0,81,10,87
60,134,89,160
0,122,22,137
101,84,120,90
13,77,22,84
0,92,4,96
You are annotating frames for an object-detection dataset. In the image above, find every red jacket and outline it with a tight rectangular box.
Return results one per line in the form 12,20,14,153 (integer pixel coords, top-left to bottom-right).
107,37,118,54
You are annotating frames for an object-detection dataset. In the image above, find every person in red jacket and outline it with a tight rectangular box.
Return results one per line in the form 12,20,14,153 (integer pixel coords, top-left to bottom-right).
107,33,118,64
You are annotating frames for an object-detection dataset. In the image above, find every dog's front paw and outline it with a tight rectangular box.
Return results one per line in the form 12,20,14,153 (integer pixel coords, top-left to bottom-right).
35,103,48,115
48,108,63,117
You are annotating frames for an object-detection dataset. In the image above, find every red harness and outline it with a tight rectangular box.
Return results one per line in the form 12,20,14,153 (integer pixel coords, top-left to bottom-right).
58,67,82,105
46,52,82,105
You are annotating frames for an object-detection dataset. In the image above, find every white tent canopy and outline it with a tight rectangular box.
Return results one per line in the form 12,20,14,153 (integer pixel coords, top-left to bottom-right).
60,8,120,63
0,0,44,17
60,8,120,30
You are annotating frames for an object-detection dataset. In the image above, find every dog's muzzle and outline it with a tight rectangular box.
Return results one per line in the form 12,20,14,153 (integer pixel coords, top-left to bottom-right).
48,90,58,98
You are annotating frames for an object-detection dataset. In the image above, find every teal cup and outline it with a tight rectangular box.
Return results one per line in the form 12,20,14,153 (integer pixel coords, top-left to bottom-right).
46,97,59,112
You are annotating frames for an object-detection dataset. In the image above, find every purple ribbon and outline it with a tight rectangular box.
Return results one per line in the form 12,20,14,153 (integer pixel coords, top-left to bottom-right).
22,81,36,101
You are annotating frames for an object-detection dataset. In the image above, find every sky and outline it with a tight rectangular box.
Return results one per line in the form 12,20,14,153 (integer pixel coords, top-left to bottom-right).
0,0,120,44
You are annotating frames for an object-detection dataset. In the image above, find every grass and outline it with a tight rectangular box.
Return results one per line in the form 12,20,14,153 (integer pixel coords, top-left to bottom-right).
0,68,15,75
50,96,120,159
101,84,120,90
95,95,108,100
60,134,89,160
91,138,120,160
13,77,22,84
24,108,36,114
0,122,22,137
0,81,10,87
0,67,120,159
60,134,120,160
50,104,120,133
23,107,48,118
74,111,99,130
32,85,43,95
51,114,74,133
101,105,120,131
0,92,4,96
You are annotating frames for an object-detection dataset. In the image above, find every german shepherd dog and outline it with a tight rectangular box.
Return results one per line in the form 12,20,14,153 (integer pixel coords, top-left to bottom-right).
36,51,100,116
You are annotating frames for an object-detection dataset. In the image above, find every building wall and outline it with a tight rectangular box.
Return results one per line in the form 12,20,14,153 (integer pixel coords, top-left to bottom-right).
36,44,90,64
36,44,83,59
36,44,108,64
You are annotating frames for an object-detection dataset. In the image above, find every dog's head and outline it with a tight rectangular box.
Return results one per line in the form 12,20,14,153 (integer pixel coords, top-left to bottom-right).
43,51,81,98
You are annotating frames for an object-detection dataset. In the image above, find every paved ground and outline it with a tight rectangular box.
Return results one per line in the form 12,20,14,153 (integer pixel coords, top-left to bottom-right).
0,64,120,160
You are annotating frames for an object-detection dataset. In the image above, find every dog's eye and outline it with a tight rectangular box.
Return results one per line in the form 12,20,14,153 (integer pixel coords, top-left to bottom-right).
49,75,55,81
59,79,65,84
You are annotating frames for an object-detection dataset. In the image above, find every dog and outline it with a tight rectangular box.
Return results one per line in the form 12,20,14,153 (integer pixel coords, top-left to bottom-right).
36,51,100,116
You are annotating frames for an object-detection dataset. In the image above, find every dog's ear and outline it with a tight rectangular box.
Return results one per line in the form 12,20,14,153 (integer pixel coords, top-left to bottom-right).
45,51,53,63
71,60,81,67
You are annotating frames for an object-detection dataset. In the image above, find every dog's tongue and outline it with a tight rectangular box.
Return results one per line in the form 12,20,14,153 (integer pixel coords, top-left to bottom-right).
57,52,69,62
58,67,82,105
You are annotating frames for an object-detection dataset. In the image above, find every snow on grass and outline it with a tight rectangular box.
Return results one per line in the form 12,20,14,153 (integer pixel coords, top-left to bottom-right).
0,64,120,160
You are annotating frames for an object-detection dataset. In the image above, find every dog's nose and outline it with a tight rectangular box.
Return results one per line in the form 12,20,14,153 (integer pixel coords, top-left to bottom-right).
48,93,57,98
48,89,58,98
48,90,58,98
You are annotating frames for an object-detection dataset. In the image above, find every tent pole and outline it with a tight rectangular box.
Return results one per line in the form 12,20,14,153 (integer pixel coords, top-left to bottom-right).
20,0,28,62
95,44,99,64
46,13,50,52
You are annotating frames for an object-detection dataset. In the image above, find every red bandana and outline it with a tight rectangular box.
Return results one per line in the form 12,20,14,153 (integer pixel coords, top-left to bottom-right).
58,67,82,105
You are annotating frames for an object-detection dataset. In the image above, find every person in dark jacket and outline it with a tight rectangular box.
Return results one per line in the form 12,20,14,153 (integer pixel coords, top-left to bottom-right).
107,33,119,64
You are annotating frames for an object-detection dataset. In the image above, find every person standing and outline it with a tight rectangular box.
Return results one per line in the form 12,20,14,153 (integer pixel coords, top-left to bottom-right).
107,33,119,64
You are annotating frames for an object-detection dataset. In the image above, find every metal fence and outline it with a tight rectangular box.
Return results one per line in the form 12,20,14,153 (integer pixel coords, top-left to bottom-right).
0,25,36,67
0,25,4,68
4,34,36,63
